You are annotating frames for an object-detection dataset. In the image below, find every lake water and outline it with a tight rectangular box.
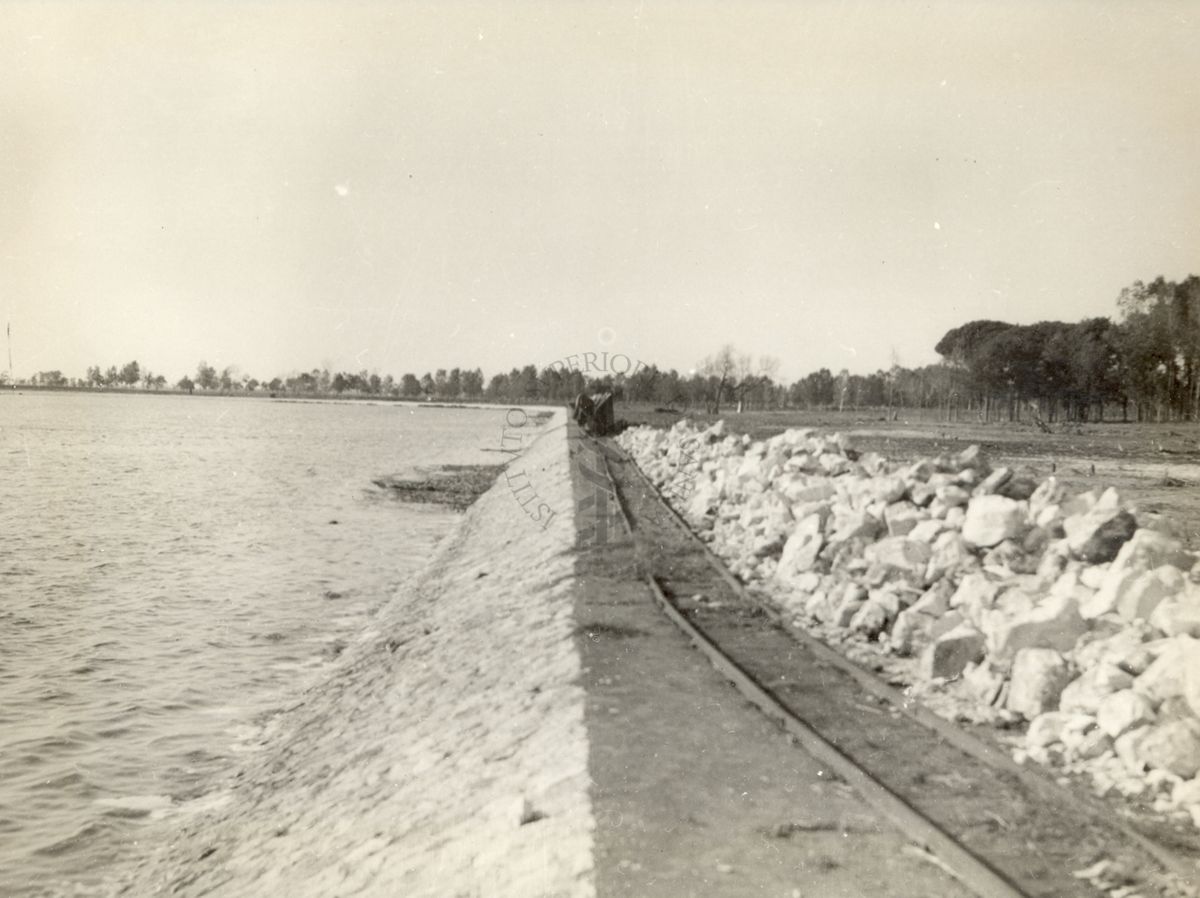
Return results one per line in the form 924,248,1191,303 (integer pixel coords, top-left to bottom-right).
0,392,513,896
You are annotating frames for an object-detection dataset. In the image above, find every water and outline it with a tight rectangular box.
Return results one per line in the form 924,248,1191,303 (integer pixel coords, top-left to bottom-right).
0,392,511,896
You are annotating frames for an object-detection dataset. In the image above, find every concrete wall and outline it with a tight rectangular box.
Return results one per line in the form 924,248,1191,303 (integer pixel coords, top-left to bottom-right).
118,413,594,897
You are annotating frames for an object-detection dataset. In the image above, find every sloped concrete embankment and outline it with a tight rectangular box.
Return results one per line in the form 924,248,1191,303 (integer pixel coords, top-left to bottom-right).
117,415,594,898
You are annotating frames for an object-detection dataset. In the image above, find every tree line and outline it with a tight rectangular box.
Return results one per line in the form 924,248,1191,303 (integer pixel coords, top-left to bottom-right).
17,273,1198,423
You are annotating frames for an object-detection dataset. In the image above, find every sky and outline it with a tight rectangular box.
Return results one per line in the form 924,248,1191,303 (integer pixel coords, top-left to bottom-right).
2,0,1198,384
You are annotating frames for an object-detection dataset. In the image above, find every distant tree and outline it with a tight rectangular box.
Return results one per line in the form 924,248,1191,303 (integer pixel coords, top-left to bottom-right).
697,345,740,414
419,372,435,397
486,372,509,399
34,370,68,387
400,373,422,398
446,367,462,399
177,375,195,394
105,365,120,386
462,367,484,398
196,361,218,390
119,360,140,386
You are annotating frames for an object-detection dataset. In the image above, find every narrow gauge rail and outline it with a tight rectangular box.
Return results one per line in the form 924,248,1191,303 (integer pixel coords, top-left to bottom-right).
586,433,1197,898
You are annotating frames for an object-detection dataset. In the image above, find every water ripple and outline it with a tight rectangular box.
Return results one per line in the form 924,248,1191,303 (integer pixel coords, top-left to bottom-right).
0,393,508,896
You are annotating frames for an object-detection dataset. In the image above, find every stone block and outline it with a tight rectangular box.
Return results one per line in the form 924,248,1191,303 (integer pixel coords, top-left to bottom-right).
961,495,1027,548
1007,648,1072,719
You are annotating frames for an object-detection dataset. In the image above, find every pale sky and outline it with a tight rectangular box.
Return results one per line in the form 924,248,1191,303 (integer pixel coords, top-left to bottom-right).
2,1,1198,383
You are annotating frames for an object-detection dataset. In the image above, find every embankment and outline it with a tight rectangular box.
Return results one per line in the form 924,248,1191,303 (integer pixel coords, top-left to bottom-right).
114,413,594,897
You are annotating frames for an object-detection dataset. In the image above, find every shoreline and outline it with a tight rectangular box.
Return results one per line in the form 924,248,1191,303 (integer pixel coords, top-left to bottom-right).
110,409,596,897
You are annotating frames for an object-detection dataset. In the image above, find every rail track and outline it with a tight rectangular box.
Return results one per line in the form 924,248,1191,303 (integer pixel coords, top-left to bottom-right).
584,432,1198,898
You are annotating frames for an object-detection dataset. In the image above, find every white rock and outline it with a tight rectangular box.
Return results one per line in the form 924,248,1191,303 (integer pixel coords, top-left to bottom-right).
849,591,901,638
1026,711,1091,749
919,623,985,680
1097,689,1156,739
1171,777,1200,808
985,593,1087,662
936,484,970,508
1060,664,1135,714
908,519,946,544
1064,507,1136,564
1007,648,1072,719
781,479,837,505
884,501,926,537
948,572,1001,624
1080,567,1137,619
776,515,825,582
1073,728,1113,761
1116,565,1185,622
973,467,1013,497
1131,719,1200,778
1073,624,1154,674
961,495,1027,548
925,532,974,584
1079,565,1109,590
1112,528,1193,575
863,537,931,579
1134,636,1200,705
1150,586,1200,637
1028,477,1066,521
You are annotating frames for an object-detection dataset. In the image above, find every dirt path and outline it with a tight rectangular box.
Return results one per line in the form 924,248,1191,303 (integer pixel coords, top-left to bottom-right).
573,427,1196,898
568,431,975,898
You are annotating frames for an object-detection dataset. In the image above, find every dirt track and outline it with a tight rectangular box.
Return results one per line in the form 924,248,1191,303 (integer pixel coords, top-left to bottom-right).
569,433,974,897
575,426,1197,898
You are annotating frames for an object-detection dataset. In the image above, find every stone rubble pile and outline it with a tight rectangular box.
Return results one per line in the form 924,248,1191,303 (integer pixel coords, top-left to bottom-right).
617,420,1200,829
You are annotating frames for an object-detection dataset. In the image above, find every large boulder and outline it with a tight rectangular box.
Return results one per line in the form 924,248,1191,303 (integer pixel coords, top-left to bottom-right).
1134,637,1200,706
1111,528,1194,576
1060,664,1135,714
1007,648,1072,719
863,537,931,580
1116,565,1185,623
1028,476,1066,520
1125,719,1200,778
1097,690,1156,739
1150,581,1200,637
926,531,974,583
884,501,927,537
849,591,902,638
826,505,882,546
1073,624,1155,675
972,466,1013,497
1026,711,1093,749
776,514,826,582
919,623,985,680
984,593,1087,662
961,495,1027,548
948,572,1002,626
889,581,958,655
1067,508,1137,564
